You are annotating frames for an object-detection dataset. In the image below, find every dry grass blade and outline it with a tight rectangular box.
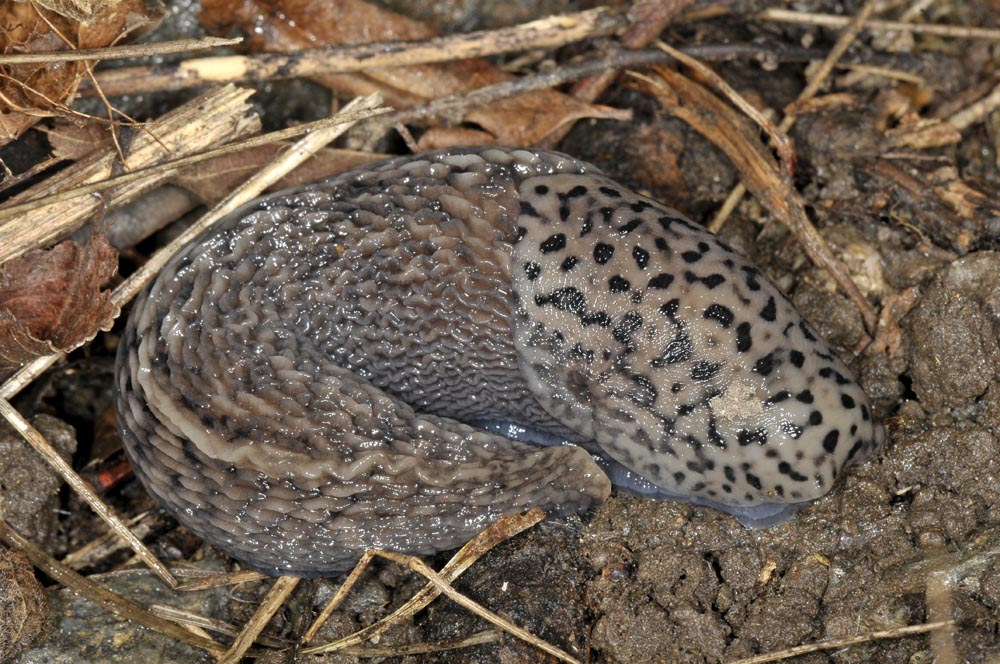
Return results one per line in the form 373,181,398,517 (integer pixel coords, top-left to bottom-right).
632,67,878,333
218,576,301,664
151,604,291,648
336,630,501,657
0,516,225,655
655,40,794,177
87,7,625,97
0,36,242,64
175,570,269,592
926,572,958,663
0,399,178,586
724,620,955,664
302,508,547,649
59,510,152,570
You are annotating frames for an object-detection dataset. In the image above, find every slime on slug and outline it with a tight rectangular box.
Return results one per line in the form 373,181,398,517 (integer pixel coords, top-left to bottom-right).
115,147,884,577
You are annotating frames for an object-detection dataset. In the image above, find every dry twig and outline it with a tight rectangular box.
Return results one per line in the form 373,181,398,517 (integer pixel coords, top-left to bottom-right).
759,8,1000,41
85,8,625,97
218,576,301,664
0,36,241,64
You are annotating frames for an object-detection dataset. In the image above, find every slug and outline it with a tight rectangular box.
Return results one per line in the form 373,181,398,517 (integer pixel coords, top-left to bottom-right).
115,147,884,577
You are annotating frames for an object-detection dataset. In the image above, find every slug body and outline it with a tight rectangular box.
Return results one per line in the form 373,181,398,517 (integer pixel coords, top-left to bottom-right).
115,148,883,576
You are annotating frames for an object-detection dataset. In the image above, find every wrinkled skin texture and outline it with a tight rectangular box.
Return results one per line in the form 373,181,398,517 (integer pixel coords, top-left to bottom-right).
115,148,883,576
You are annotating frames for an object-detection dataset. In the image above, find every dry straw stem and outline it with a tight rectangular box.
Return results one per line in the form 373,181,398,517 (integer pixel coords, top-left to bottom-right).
333,630,501,657
151,604,292,649
632,66,878,333
60,510,153,571
175,569,268,592
0,516,227,656
760,8,1000,41
87,7,626,97
948,82,1000,132
0,85,261,266
370,551,583,664
218,576,301,664
655,40,793,177
0,36,242,64
724,620,955,664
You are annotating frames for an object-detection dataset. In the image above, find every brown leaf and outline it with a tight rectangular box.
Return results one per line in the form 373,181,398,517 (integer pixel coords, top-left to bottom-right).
44,118,112,160
0,547,48,660
0,3,85,144
200,0,613,145
0,233,118,368
0,0,162,146
27,0,114,23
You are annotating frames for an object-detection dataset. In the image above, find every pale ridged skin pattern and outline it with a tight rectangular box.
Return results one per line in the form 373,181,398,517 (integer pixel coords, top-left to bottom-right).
115,147,883,576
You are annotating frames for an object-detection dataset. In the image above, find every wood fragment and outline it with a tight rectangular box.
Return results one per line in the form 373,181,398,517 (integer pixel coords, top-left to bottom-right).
0,36,242,65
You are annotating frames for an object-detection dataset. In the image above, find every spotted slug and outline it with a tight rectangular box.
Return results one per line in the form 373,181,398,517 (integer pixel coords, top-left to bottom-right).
115,147,884,576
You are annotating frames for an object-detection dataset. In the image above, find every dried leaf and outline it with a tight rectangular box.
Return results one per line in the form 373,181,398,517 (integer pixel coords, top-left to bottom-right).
17,0,114,23
0,3,85,143
44,118,112,160
0,0,162,146
200,0,612,145
0,234,118,368
0,547,48,660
